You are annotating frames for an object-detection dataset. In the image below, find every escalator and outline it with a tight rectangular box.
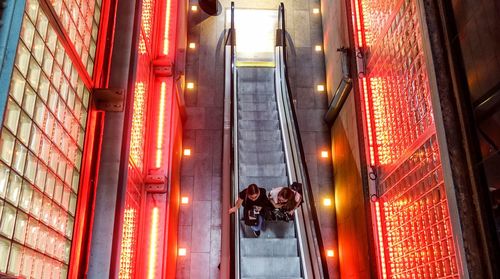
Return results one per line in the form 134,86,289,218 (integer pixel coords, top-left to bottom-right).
222,3,328,278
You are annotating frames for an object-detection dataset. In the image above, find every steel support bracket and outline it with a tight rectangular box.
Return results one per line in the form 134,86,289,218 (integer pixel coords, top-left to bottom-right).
92,88,125,112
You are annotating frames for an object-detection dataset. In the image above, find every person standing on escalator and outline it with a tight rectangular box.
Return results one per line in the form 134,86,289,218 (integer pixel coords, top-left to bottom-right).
228,184,273,237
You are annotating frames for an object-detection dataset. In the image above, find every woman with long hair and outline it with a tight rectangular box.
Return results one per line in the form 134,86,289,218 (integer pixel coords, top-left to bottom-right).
268,186,302,215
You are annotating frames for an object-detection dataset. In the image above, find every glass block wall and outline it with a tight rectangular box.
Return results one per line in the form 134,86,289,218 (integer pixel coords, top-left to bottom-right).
0,0,101,277
352,0,461,277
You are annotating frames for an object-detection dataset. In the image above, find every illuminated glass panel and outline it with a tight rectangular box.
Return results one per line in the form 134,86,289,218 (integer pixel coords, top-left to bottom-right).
130,82,147,170
48,0,103,75
0,0,97,276
355,0,460,277
118,207,137,279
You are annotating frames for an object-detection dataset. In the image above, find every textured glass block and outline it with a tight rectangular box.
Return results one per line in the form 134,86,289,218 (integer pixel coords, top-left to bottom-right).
41,259,52,279
48,89,58,114
0,203,16,238
0,163,9,199
35,164,47,192
71,172,79,193
6,173,23,206
44,171,54,199
9,69,26,105
0,237,11,273
27,58,41,90
20,16,35,49
32,34,44,64
20,248,33,277
29,126,41,153
7,243,22,276
69,193,77,216
4,98,21,134
53,180,63,205
15,42,30,78
26,219,39,248
66,217,74,239
17,113,32,146
42,52,54,78
36,13,49,40
12,142,27,175
33,98,46,127
24,152,37,183
62,187,70,211
0,130,16,165
26,0,39,22
31,190,42,219
13,211,28,244
41,198,52,225
19,181,33,213
33,253,43,278
36,226,47,252
23,85,37,118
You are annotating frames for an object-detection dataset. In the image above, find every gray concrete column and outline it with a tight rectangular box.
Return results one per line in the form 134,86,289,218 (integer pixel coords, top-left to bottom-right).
87,0,139,277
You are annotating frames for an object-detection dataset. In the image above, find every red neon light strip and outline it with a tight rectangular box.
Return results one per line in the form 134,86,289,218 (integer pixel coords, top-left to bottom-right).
353,0,364,47
163,0,172,55
156,82,167,168
148,207,159,279
375,201,388,279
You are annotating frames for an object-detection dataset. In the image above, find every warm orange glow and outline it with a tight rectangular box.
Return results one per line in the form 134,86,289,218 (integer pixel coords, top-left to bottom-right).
312,8,320,14
186,82,194,89
326,250,334,257
317,84,325,92
163,0,172,55
155,82,167,168
191,5,198,11
353,0,363,47
375,202,387,279
178,248,187,256
148,207,159,279
183,149,191,156
181,196,189,204
189,42,196,49
315,45,322,51
119,208,137,278
320,150,328,158
323,198,332,206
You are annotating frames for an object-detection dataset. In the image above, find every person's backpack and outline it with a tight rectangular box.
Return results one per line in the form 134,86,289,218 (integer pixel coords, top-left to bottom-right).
289,182,304,205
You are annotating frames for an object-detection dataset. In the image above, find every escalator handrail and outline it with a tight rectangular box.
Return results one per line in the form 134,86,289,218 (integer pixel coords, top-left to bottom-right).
228,3,241,278
276,3,330,278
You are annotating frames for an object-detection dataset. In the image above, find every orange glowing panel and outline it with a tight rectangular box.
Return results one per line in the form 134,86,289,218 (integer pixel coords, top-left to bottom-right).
323,198,332,206
130,82,146,169
178,248,187,256
317,84,325,92
181,196,189,204
155,82,167,168
312,8,320,14
191,5,198,12
163,0,173,55
326,250,334,257
315,45,322,51
189,42,196,49
186,82,194,89
320,150,328,158
183,149,191,156
148,207,159,279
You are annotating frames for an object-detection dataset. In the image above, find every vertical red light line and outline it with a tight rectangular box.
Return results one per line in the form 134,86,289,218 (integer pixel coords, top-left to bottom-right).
361,78,376,166
148,207,160,279
352,0,364,47
375,201,388,279
162,0,172,55
156,82,167,168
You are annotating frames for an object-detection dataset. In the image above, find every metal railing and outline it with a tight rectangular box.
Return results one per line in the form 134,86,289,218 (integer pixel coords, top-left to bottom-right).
274,3,329,278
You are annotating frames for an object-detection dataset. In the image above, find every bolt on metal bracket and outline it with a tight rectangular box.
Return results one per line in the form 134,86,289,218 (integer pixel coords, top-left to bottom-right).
92,88,125,112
